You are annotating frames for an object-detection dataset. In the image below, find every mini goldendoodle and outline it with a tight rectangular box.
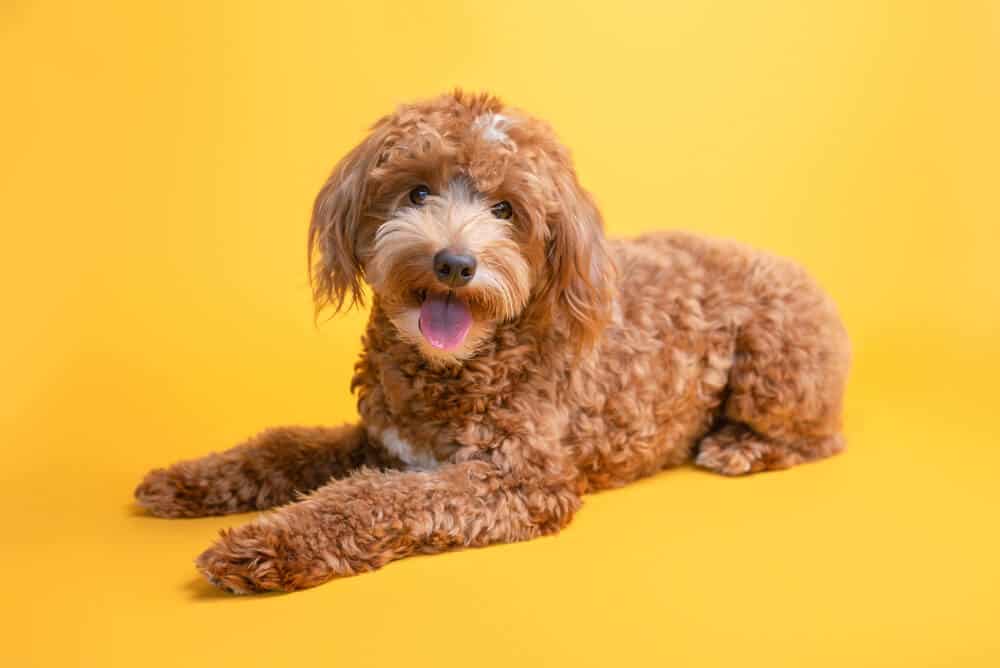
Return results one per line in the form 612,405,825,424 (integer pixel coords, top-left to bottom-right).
136,91,850,594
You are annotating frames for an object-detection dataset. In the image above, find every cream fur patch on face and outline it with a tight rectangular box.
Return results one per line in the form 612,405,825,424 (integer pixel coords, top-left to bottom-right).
473,113,515,147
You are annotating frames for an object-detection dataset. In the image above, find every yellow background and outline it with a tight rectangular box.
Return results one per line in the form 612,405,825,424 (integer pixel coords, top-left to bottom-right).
2,1,998,666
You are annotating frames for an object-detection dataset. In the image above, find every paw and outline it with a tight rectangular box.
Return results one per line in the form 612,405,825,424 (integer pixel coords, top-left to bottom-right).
695,425,772,476
195,519,339,594
196,525,287,594
695,440,765,475
134,467,208,517
135,454,252,517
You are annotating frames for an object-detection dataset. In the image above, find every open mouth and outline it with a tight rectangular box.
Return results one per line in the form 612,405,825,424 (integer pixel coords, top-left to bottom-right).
418,290,472,351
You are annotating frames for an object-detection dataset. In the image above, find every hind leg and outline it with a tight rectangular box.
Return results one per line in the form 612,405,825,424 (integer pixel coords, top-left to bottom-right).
695,256,851,476
696,423,844,476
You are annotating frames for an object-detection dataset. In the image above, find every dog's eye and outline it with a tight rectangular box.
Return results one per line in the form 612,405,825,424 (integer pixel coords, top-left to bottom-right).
409,185,431,206
490,200,513,219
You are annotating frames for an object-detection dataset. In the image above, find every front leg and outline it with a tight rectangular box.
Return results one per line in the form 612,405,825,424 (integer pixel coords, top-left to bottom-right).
195,457,581,593
135,424,399,518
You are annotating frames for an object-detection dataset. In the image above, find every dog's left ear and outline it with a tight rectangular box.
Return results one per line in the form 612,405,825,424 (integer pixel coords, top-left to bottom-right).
542,168,616,346
308,118,392,314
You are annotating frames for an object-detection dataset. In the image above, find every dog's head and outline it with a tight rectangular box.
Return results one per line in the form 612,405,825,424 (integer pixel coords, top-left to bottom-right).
309,91,615,361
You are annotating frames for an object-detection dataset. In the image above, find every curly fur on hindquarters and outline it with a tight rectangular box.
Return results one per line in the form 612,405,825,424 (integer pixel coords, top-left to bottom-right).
135,90,851,594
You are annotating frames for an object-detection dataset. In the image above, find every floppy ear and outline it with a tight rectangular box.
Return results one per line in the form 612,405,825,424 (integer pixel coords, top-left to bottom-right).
308,120,390,313
543,169,616,346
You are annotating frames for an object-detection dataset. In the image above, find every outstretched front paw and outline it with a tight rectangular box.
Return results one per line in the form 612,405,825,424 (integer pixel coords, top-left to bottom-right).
196,525,289,594
134,466,215,518
195,517,346,594
134,452,258,518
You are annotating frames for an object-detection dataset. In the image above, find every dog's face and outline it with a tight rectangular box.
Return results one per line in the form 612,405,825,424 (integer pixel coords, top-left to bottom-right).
309,91,614,361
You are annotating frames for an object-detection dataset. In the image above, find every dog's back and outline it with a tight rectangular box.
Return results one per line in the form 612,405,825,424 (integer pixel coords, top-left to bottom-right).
565,231,850,487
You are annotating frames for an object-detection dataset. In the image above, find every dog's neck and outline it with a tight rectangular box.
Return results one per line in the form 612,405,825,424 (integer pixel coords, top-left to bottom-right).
349,297,605,468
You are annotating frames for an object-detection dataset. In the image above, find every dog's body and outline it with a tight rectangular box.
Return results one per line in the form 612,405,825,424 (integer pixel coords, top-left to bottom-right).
136,92,849,593
358,231,848,485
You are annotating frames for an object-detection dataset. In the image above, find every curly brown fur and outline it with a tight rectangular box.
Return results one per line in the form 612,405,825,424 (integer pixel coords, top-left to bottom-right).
136,91,850,593
135,425,401,517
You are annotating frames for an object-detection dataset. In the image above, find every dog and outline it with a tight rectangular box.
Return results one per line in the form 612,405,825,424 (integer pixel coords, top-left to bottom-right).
135,90,851,594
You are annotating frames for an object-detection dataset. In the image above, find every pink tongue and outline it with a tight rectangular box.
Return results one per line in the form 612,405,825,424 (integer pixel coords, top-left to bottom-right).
419,293,472,350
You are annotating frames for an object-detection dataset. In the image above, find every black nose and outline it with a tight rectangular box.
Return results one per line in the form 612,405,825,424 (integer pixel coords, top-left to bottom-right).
433,249,477,287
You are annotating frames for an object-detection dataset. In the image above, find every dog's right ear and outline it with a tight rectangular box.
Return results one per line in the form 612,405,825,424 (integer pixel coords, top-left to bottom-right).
308,119,392,314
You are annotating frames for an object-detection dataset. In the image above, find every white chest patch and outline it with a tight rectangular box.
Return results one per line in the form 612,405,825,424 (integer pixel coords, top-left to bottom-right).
376,426,440,470
473,112,515,147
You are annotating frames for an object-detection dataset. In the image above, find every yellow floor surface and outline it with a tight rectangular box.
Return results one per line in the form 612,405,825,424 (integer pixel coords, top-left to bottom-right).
3,2,998,666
